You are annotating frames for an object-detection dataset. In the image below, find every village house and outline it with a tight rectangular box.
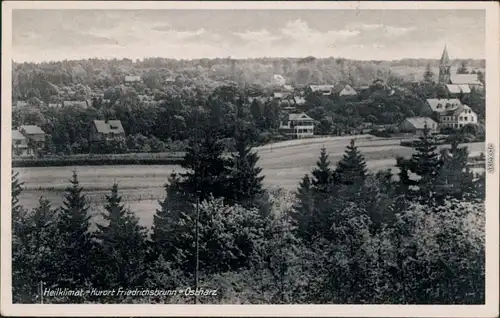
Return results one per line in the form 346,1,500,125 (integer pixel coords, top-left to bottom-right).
399,117,438,134
18,125,46,153
279,112,315,139
334,84,358,97
125,75,142,85
439,104,478,129
12,129,30,157
89,120,126,143
426,98,463,114
308,85,334,96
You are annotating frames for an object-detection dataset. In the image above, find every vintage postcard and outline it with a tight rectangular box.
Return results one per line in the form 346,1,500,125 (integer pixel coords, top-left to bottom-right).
1,1,499,317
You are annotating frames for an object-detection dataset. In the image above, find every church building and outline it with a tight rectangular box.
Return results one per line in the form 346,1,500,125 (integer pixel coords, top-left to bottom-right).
438,45,484,92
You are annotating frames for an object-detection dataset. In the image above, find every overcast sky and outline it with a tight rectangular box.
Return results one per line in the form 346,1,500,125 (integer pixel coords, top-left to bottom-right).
12,9,485,62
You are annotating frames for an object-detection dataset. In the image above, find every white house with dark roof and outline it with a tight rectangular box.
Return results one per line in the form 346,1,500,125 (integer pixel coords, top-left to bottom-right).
89,120,126,143
400,117,438,134
12,129,29,156
279,112,314,139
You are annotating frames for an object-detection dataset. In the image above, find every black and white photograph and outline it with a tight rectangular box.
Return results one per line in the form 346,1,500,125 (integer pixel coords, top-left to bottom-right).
1,1,499,317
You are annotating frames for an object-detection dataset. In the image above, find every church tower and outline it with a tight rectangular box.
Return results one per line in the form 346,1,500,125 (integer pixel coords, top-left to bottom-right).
438,45,451,84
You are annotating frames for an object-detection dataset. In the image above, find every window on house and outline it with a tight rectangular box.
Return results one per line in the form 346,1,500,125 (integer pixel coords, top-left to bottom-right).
459,124,463,127
459,117,463,120
454,124,458,128
464,117,468,121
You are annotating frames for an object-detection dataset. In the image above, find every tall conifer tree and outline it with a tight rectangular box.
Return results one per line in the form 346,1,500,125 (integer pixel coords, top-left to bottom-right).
407,124,442,200
334,139,368,186
55,171,94,289
291,174,316,241
95,184,147,290
311,147,334,194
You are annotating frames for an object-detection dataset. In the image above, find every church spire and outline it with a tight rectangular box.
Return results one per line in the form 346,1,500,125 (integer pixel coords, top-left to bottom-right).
438,45,451,84
440,45,450,65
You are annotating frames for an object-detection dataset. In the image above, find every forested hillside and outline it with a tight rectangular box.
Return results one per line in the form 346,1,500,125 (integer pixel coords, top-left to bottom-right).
12,57,485,102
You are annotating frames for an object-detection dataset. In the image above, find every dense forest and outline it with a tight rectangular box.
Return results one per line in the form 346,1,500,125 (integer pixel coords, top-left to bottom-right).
12,58,485,157
12,119,485,304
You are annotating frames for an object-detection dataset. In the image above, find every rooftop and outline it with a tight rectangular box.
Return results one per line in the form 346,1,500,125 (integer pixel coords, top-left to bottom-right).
450,74,482,85
19,125,45,135
426,98,462,112
404,117,437,129
287,112,314,121
93,120,125,134
12,130,26,140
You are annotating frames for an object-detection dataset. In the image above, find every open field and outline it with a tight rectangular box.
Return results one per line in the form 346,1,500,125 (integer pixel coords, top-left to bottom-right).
15,138,485,228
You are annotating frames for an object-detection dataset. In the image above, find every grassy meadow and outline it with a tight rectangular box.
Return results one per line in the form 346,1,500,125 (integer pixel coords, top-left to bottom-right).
15,137,485,228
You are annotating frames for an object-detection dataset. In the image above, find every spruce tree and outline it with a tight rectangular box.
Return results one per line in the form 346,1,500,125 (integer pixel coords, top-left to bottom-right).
179,127,232,203
334,139,368,186
407,124,442,200
228,117,265,208
435,140,474,200
423,62,434,83
12,171,25,223
13,198,59,303
291,174,315,241
55,171,94,289
311,147,334,194
94,184,147,290
152,173,193,265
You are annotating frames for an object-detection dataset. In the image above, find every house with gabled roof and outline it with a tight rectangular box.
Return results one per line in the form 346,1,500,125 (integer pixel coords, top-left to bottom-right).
333,84,358,97
18,125,46,155
89,120,126,143
439,104,478,129
12,129,29,157
279,112,314,139
426,98,462,113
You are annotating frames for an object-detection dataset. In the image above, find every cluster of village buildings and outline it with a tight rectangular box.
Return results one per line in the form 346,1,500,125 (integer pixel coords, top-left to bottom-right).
279,46,483,139
12,120,125,157
12,47,484,156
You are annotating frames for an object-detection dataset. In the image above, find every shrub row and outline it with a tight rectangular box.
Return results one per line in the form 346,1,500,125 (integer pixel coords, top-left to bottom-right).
12,155,185,167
